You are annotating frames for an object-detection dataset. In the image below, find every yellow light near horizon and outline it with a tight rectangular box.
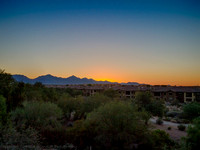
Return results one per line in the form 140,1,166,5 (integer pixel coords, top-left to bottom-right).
95,78,117,82
7,65,200,86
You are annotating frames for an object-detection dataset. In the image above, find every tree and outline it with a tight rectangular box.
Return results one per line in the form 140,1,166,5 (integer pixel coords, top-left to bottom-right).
0,69,18,111
65,88,82,97
66,119,96,149
0,126,40,149
134,92,165,117
34,82,44,88
183,102,200,121
134,92,153,108
0,95,7,126
0,69,16,99
185,117,200,150
79,94,111,119
146,99,165,117
83,101,150,149
103,88,119,99
57,94,81,121
9,82,26,110
149,129,175,150
11,101,63,129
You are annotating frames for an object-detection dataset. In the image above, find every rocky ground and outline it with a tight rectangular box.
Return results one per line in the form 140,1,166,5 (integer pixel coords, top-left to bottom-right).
150,118,187,142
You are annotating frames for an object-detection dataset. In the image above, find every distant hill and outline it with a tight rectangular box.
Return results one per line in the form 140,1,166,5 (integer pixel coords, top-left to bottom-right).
12,74,123,85
120,82,140,85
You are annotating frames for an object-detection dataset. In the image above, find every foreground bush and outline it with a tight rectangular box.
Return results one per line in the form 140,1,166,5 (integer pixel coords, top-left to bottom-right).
168,126,171,130
177,124,186,131
185,117,200,150
0,95,8,126
79,94,112,118
149,129,175,150
11,101,63,129
68,101,150,150
156,118,163,125
57,94,81,120
57,94,112,121
134,92,165,117
183,102,200,121
40,127,68,146
0,126,40,149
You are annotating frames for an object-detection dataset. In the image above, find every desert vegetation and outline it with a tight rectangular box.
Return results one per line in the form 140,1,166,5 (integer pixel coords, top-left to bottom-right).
0,69,200,150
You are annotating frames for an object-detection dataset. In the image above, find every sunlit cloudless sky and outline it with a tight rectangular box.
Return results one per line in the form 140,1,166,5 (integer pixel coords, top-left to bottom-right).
0,0,200,85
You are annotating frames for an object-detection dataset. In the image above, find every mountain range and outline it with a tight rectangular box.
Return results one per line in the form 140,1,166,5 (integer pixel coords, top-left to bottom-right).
12,74,140,85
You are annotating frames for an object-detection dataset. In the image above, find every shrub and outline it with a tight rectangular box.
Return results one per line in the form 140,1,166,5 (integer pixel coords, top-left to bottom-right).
146,99,165,117
134,92,165,117
156,118,163,125
185,117,200,150
11,101,63,129
164,117,171,121
150,129,175,150
57,95,80,120
0,95,8,126
166,111,179,118
0,126,40,149
178,124,186,131
168,126,171,130
40,127,68,146
71,101,150,150
183,102,200,121
79,94,111,118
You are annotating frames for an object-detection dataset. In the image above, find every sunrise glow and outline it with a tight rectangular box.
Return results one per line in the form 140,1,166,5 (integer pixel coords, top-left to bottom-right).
0,0,199,86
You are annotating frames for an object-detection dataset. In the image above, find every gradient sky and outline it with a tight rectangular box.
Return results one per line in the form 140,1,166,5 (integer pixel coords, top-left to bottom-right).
0,0,200,85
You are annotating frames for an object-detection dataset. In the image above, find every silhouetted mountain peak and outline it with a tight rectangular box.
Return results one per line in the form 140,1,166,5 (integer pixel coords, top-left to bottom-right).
12,74,140,85
68,75,79,79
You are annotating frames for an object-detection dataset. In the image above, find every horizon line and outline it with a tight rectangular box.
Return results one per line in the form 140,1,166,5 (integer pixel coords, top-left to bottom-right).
12,73,200,87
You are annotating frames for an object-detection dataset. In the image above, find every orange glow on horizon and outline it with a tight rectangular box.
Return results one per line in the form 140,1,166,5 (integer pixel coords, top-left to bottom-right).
9,66,200,86
14,73,200,86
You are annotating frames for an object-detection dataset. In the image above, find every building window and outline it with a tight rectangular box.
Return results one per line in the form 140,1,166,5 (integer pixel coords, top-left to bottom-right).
154,92,160,96
169,92,173,96
186,93,192,97
186,98,192,102
126,91,130,95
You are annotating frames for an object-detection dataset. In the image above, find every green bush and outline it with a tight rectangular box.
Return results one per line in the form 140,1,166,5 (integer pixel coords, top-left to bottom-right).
156,118,163,125
166,111,179,118
11,101,63,129
164,117,171,121
134,92,165,117
0,126,40,149
146,99,165,117
178,124,186,131
40,127,68,146
79,94,111,118
183,102,200,121
57,95,80,120
0,95,8,126
103,88,119,99
185,117,200,150
69,101,150,150
150,129,175,150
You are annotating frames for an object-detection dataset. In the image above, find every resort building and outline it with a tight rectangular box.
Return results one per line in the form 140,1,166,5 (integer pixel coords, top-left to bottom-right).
46,84,200,103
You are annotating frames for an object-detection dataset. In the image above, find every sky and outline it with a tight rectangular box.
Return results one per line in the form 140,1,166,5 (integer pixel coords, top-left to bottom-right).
0,0,200,86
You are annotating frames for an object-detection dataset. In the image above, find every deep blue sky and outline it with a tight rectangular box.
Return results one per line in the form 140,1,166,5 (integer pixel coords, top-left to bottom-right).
0,0,200,85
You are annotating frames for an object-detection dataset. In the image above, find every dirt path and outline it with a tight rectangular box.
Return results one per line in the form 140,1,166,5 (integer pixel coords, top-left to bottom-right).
150,118,189,127
150,122,187,141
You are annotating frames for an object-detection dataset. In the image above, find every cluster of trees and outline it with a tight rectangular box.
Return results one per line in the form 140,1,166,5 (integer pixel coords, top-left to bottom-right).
0,69,200,149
